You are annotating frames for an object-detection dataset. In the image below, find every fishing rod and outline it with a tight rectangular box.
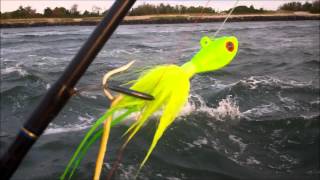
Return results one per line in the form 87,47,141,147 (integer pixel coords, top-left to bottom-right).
0,0,136,179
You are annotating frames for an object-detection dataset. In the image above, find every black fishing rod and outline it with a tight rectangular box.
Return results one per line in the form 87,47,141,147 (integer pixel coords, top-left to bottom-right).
0,0,136,179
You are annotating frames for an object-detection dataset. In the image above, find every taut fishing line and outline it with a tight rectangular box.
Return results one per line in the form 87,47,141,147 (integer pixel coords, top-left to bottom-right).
213,0,240,38
62,1,240,180
106,1,241,178
75,0,239,96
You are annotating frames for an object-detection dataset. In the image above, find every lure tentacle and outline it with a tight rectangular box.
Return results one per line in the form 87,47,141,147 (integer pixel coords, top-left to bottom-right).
63,36,239,179
61,107,138,180
140,70,190,168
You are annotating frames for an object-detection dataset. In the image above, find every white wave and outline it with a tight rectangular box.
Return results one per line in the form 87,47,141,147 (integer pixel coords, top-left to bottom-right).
210,134,261,167
78,91,98,99
1,58,15,62
113,110,139,126
310,99,320,105
116,27,179,35
40,56,61,65
43,92,291,135
277,92,300,111
43,94,242,135
242,103,281,119
229,134,247,153
192,137,208,148
167,177,182,180
44,114,95,135
44,109,143,135
118,164,141,180
100,48,140,58
246,156,261,165
239,76,312,90
12,30,87,38
45,84,51,90
109,49,135,57
0,63,28,77
300,114,319,120
181,94,241,121
44,123,88,135
210,80,232,89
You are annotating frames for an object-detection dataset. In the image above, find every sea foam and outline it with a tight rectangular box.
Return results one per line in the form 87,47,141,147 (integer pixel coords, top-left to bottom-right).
1,63,28,77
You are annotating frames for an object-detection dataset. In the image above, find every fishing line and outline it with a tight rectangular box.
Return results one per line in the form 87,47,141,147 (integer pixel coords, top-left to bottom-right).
71,0,239,178
198,0,213,37
173,0,212,66
74,0,240,95
105,2,241,178
72,85,101,96
212,0,239,39
105,141,129,180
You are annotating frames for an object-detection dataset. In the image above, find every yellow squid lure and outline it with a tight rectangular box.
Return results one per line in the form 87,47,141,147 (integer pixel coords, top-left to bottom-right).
61,35,239,180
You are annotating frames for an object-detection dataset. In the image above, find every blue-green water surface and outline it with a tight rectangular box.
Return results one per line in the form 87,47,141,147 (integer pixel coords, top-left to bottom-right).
0,21,319,180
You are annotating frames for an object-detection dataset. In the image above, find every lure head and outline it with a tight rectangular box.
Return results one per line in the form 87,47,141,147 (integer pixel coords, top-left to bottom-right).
181,36,238,77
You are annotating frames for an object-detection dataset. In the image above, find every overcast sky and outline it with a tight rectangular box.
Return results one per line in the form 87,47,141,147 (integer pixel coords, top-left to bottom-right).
1,0,311,13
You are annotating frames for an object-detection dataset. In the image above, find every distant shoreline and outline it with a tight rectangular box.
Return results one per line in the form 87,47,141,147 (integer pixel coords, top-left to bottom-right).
1,13,319,28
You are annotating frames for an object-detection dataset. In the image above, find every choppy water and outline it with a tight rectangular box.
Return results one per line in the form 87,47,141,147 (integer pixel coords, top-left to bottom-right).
0,21,319,180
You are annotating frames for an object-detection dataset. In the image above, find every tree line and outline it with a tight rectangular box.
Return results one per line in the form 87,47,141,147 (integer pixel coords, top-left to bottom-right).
0,4,215,19
229,5,267,14
0,4,105,19
0,1,319,19
279,1,319,13
128,4,215,15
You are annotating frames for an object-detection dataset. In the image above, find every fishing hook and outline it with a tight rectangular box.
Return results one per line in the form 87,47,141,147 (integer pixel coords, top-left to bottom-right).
102,60,154,101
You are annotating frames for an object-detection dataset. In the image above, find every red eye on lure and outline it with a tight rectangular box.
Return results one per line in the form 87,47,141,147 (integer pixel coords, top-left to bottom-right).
226,41,234,52
62,0,240,178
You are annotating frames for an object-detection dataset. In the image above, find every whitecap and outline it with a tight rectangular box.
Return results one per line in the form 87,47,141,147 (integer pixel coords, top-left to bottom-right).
43,94,241,135
45,84,51,90
246,156,261,165
277,92,300,111
229,134,247,153
44,114,95,135
118,164,137,180
192,137,208,148
310,99,320,105
242,103,281,119
166,177,181,180
1,64,28,77
44,109,140,135
239,75,312,90
78,91,98,99
181,94,241,121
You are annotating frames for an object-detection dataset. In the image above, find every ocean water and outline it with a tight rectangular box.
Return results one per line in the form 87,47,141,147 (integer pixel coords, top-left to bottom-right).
0,21,319,180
